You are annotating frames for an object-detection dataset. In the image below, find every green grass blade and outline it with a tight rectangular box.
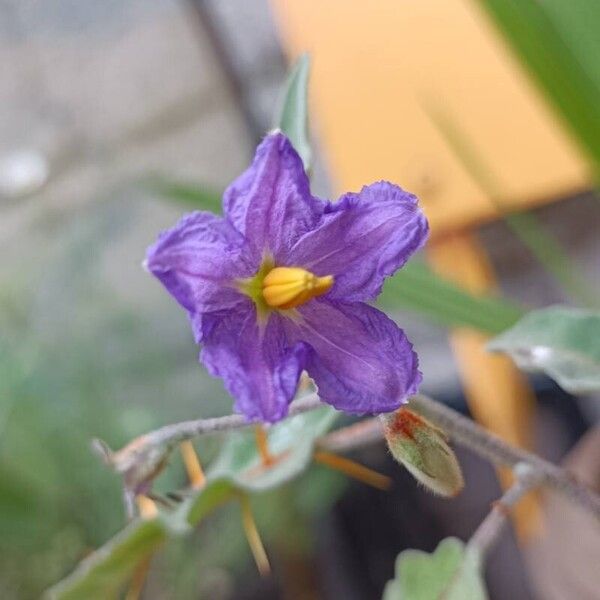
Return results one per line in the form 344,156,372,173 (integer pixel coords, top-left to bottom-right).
473,0,600,172
381,262,524,334
145,177,222,213
424,104,599,308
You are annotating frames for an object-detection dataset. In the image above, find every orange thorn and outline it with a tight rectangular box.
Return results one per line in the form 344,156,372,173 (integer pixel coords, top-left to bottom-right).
180,440,206,489
240,494,271,576
125,555,152,600
255,425,275,467
136,495,158,519
313,450,392,491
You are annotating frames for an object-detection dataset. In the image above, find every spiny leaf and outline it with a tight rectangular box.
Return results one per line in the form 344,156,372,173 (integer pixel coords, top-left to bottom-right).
208,405,338,492
46,406,338,598
44,517,172,600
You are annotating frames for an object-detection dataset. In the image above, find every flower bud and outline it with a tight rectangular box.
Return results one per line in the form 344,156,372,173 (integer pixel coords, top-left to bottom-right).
381,407,464,497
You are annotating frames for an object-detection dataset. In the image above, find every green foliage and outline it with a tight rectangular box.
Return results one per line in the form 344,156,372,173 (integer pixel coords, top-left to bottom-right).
383,538,487,600
424,105,598,309
382,262,523,334
208,405,337,491
45,518,171,600
275,53,312,171
146,177,222,213
474,0,600,172
488,305,600,393
0,199,236,597
46,405,338,598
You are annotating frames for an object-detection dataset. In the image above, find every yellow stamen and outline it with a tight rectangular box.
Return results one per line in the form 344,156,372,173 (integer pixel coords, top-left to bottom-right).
240,494,271,576
313,450,392,491
136,495,158,519
180,440,206,489
262,266,334,309
255,425,275,467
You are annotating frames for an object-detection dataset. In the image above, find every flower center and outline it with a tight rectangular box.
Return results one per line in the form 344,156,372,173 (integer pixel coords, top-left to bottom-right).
262,267,334,310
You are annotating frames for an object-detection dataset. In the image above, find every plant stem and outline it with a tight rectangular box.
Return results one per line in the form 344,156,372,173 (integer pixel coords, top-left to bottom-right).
467,463,541,558
139,393,321,449
318,394,600,521
103,393,600,523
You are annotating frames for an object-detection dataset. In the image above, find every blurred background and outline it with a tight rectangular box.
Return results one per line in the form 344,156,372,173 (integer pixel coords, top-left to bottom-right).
0,1,599,598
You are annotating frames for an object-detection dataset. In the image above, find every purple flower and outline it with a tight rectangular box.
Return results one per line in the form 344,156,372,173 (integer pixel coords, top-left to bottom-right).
146,133,429,423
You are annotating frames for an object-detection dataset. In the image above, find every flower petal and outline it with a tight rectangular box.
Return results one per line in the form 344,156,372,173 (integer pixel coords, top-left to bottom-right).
201,302,308,423
146,211,254,315
223,132,323,262
287,182,429,302
287,300,421,414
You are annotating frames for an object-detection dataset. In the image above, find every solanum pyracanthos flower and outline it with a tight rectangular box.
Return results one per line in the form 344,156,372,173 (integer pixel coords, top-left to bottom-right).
146,133,429,423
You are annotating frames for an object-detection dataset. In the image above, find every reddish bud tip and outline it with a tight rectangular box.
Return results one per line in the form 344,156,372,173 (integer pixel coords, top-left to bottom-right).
381,407,464,497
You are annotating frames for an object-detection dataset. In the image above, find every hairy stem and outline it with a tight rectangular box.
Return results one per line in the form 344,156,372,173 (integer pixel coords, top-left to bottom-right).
139,394,321,448
467,463,542,558
319,394,600,521
104,393,600,522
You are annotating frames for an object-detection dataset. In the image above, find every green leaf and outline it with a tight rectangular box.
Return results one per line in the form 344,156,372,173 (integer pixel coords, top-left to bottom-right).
208,405,338,492
488,305,600,393
46,407,337,598
473,0,600,171
45,477,251,599
381,262,524,335
146,177,222,213
275,53,312,170
383,538,487,600
44,517,171,600
182,478,237,527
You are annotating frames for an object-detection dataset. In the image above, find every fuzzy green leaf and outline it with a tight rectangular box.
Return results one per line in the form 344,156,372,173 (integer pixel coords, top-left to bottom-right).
488,305,600,393
44,517,171,600
383,538,487,600
46,406,337,598
208,405,338,492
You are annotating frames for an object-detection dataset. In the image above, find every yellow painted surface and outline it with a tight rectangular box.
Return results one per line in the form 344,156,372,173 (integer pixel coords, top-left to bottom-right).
270,0,590,236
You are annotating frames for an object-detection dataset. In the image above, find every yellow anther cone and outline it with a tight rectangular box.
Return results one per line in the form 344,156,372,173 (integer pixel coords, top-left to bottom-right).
262,266,333,309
